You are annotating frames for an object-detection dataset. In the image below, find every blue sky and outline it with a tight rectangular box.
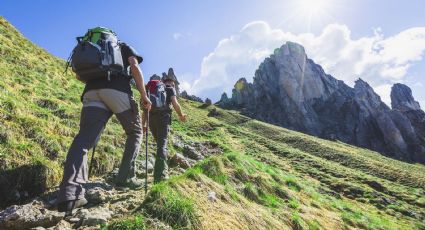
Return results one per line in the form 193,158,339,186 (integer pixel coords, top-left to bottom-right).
1,0,425,106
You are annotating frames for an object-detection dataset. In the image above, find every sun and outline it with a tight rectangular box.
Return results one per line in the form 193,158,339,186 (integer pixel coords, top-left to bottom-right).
296,0,332,18
283,0,334,31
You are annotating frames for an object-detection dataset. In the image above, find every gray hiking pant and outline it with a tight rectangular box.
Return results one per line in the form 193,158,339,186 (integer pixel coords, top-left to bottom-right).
149,111,171,183
57,89,142,203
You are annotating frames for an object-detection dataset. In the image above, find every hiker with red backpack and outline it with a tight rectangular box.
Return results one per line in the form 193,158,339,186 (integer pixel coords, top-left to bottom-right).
57,27,151,216
143,74,187,183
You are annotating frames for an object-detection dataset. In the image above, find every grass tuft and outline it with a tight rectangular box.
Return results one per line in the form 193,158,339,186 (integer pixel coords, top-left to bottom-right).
143,182,199,229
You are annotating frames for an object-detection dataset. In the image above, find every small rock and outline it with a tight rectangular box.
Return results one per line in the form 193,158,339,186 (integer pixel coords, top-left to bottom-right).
32,200,43,206
382,197,395,205
77,207,112,227
365,180,386,192
138,159,154,173
170,153,191,169
172,136,185,149
207,191,217,202
86,187,109,204
196,182,202,188
30,227,46,230
183,145,203,160
67,217,80,223
50,220,72,230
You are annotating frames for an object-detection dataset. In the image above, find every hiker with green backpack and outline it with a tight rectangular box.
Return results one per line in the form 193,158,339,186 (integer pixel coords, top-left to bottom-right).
143,74,187,184
57,27,151,216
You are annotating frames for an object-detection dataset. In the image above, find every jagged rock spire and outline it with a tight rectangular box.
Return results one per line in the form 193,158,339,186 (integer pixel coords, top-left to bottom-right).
391,83,421,112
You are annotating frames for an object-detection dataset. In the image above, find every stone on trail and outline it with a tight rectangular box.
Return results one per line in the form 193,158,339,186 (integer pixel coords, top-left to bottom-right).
47,219,72,230
0,202,63,230
76,207,113,227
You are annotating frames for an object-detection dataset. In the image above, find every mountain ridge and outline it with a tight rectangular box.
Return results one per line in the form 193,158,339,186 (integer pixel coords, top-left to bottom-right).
218,41,425,164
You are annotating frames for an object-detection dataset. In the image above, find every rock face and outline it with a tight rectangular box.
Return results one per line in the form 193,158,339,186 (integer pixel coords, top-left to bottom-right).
181,90,204,103
162,68,180,95
218,41,425,163
391,83,421,112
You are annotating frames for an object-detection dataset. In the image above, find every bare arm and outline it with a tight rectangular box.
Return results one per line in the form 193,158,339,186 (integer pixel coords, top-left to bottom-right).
128,56,151,110
171,96,187,122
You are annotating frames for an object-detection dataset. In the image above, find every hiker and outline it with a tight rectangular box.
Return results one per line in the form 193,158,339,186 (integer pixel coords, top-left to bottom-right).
57,27,151,215
143,74,187,183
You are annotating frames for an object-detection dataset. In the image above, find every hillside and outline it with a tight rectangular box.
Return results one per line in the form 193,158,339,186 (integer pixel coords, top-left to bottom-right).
1,17,425,230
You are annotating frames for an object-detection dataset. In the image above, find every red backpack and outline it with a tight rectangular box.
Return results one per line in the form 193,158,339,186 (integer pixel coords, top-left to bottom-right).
146,80,168,111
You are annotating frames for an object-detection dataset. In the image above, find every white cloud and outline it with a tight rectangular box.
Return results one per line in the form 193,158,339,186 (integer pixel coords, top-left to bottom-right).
414,82,423,87
180,81,192,93
189,21,425,102
173,33,182,40
173,32,192,41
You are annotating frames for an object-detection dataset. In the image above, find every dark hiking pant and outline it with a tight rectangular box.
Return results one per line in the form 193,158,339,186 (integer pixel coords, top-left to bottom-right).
57,89,142,203
149,111,171,183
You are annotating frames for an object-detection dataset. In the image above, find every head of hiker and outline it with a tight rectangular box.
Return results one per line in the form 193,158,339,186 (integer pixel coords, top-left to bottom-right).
57,27,151,216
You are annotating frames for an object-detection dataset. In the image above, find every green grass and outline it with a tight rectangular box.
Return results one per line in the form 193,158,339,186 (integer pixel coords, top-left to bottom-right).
142,182,199,229
106,216,146,230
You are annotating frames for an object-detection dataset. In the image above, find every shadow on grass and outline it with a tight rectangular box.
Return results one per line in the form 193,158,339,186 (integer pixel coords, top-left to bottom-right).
0,163,49,208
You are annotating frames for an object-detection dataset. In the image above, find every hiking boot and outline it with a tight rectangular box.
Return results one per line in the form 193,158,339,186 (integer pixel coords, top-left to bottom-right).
153,157,169,184
57,198,88,217
115,177,144,189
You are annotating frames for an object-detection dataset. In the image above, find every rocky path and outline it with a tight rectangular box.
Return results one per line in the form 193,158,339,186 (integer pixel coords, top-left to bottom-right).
0,176,150,230
0,136,222,230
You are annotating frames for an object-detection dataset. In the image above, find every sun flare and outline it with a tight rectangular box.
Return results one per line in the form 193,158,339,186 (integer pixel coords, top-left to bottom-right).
296,0,332,18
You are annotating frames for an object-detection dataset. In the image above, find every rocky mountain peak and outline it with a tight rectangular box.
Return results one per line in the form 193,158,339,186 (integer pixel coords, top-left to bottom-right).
234,77,249,91
160,67,180,95
275,41,306,60
391,83,421,112
354,78,386,110
220,42,425,163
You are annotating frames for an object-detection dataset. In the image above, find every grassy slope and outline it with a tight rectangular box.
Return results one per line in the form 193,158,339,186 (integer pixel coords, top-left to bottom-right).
0,17,129,204
1,17,425,229
121,100,424,230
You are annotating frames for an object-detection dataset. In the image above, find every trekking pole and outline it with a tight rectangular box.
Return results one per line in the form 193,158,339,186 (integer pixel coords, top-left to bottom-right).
89,145,96,178
89,126,104,179
145,109,149,194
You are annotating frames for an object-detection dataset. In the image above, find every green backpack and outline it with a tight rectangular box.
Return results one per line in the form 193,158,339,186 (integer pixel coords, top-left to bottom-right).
66,27,126,81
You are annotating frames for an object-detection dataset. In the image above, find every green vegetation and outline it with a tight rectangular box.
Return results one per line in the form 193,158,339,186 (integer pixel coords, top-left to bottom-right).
105,216,146,230
1,16,425,229
142,181,199,229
